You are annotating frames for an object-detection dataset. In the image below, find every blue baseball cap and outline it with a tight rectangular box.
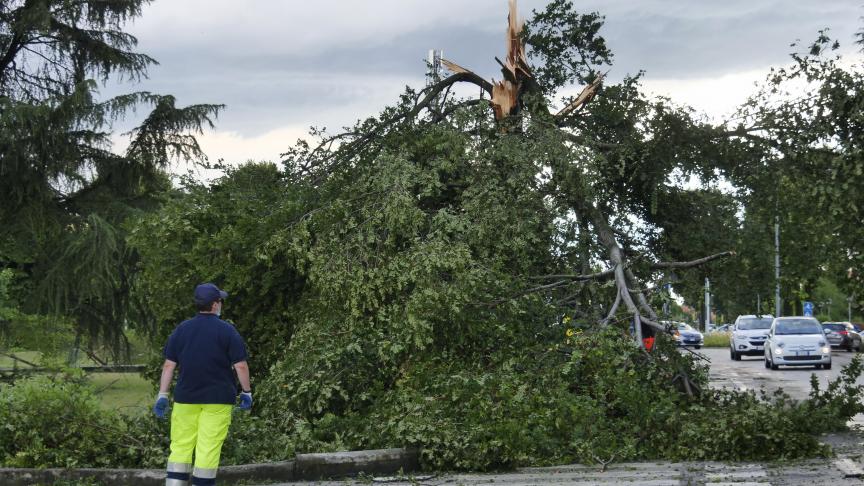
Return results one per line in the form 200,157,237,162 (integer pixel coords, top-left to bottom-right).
194,283,228,306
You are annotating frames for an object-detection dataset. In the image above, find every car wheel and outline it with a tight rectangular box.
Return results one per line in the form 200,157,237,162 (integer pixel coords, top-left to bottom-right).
847,343,854,352
730,349,737,360
815,364,822,369
825,362,832,370
770,357,779,370
764,357,770,369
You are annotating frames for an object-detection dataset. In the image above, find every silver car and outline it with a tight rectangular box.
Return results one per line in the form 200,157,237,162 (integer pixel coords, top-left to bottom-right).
674,323,704,349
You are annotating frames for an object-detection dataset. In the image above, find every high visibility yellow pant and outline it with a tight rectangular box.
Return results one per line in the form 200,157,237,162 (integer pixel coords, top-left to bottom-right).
166,403,233,486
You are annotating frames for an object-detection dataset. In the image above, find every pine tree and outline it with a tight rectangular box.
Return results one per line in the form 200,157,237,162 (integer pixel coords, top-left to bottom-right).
0,0,222,360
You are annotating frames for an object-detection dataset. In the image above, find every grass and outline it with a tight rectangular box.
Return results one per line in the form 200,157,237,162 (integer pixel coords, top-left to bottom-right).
0,350,42,368
703,333,731,347
87,372,154,416
2,348,154,416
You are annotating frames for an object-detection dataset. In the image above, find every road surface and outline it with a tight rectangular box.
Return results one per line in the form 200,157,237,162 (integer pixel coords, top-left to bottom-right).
701,346,864,401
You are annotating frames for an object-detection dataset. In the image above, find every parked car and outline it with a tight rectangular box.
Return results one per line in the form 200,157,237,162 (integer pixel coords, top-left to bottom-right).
730,314,774,361
673,322,704,349
764,316,831,370
712,324,732,333
822,322,862,352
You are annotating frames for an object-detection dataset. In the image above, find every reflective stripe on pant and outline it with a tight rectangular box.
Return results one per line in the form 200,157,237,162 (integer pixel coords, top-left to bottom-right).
167,403,233,485
166,461,192,485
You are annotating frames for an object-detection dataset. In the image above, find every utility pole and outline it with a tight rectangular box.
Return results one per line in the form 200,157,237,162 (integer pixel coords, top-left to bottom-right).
775,215,781,317
705,277,711,332
757,294,761,314
426,49,443,86
849,296,853,322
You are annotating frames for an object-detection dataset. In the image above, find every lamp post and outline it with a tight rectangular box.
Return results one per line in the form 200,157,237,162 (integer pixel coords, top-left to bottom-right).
705,278,711,332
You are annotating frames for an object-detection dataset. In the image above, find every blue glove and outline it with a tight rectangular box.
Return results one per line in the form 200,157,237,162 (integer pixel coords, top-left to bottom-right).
238,391,252,411
153,393,170,419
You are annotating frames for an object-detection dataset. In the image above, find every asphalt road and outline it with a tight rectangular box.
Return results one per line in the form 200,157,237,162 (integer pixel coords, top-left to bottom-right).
700,345,864,401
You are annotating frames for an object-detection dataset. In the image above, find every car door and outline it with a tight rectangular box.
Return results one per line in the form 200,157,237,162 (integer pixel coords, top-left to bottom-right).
765,323,775,357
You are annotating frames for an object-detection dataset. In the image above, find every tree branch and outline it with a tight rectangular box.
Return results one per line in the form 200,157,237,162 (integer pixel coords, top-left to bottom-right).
651,251,735,270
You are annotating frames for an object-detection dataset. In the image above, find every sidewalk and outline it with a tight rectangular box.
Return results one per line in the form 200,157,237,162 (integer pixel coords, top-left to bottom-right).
259,460,857,486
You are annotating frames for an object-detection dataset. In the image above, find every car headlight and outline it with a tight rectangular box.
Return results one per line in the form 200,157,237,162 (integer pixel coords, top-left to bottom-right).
822,346,831,354
774,347,783,354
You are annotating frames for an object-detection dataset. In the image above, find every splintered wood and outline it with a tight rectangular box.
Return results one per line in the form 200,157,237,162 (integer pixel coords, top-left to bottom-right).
490,0,531,120
441,0,531,121
439,0,599,122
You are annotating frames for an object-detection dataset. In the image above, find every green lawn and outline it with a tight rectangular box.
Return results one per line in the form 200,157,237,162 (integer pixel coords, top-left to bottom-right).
703,333,730,347
0,350,42,368
2,349,154,415
87,372,153,415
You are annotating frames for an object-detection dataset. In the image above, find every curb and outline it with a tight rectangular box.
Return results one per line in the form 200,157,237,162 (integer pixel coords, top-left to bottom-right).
295,448,420,480
0,448,418,485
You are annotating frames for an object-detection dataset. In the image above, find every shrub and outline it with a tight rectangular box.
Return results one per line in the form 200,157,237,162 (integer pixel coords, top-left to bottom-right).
0,373,296,469
0,375,163,468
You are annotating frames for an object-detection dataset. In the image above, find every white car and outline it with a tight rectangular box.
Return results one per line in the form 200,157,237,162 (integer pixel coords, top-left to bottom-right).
764,316,831,370
730,314,774,361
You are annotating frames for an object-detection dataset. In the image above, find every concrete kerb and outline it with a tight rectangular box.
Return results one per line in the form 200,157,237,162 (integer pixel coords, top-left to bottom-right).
0,448,419,485
294,448,420,480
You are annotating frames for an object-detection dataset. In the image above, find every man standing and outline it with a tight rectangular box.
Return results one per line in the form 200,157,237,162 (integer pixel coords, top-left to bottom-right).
153,283,252,486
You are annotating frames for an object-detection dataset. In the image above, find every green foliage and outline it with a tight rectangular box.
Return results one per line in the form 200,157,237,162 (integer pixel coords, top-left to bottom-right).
252,328,857,470
0,0,222,358
0,268,74,356
808,354,864,429
219,413,296,465
0,373,294,469
703,333,730,347
524,0,612,92
3,333,863,470
0,375,164,468
130,162,310,376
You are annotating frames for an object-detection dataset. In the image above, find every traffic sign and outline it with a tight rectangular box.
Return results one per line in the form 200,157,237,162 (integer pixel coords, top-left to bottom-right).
803,301,814,317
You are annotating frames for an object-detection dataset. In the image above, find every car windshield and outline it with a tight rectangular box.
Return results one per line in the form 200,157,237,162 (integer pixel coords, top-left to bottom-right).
677,323,695,332
737,317,773,330
823,323,846,331
775,319,823,335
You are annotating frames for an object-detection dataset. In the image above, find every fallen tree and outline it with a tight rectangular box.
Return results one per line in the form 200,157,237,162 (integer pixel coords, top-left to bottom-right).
124,0,864,471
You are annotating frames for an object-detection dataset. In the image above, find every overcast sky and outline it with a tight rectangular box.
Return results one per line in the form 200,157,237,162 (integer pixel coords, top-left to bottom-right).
109,0,863,166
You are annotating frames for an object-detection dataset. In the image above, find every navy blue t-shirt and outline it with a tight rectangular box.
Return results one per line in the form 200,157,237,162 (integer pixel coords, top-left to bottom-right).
164,313,249,404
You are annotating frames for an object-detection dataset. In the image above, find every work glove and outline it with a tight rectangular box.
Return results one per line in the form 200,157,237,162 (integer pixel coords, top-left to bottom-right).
153,392,170,419
238,391,253,411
